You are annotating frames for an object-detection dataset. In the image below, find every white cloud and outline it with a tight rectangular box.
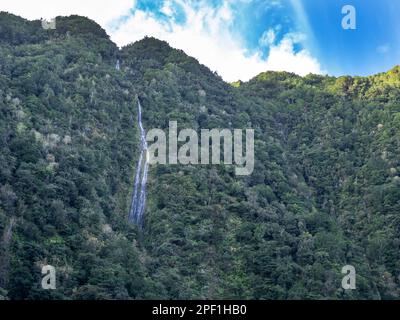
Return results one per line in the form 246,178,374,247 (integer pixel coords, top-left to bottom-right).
259,29,276,47
0,0,134,26
160,1,174,17
265,34,321,76
111,1,321,81
0,0,322,82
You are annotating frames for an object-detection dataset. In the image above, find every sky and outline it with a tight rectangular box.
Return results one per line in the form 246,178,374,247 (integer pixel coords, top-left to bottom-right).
0,0,399,82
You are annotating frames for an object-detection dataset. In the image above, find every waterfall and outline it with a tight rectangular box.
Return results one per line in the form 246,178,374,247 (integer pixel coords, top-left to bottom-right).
116,59,120,70
128,98,149,227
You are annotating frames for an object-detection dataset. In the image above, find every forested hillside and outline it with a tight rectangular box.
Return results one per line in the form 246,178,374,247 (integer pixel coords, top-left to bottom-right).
0,13,399,300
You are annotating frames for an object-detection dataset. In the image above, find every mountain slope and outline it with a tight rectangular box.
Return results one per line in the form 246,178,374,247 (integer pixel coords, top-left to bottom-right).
0,13,399,300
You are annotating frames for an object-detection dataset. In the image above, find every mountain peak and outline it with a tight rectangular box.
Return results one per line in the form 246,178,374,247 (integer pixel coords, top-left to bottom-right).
54,15,110,40
0,12,113,45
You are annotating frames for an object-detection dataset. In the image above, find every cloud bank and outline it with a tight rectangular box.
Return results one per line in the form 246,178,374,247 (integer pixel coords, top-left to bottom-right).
0,0,322,82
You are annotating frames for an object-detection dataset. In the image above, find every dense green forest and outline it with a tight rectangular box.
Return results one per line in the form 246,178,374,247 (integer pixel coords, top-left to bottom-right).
0,12,399,300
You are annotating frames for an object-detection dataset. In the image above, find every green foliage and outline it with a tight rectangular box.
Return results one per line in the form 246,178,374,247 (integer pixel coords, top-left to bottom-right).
0,12,399,300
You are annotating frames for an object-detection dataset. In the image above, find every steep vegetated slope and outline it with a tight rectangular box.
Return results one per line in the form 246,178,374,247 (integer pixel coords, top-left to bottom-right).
0,13,399,299
0,13,148,299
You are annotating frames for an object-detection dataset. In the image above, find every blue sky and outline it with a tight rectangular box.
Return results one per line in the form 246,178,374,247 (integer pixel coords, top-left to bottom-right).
1,0,400,81
299,0,400,76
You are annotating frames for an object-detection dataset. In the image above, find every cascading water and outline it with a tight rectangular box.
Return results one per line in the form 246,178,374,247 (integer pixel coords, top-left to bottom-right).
128,98,149,228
